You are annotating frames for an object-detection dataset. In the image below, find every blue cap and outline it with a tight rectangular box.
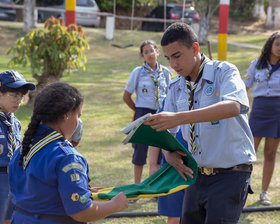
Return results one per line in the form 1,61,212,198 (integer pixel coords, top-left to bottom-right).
0,70,36,90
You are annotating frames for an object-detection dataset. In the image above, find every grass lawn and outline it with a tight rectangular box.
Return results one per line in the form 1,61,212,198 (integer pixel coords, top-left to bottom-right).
0,21,279,223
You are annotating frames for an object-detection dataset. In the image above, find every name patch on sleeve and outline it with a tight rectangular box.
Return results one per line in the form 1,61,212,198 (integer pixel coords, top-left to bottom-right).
62,162,83,173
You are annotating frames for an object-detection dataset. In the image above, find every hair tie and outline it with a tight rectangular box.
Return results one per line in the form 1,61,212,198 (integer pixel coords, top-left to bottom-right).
73,97,76,102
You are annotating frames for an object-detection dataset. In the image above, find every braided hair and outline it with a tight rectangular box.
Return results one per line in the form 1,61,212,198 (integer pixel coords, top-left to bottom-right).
257,32,280,69
18,82,83,166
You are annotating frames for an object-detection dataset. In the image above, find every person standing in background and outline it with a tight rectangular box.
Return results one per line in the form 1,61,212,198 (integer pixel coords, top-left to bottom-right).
0,70,35,224
123,40,171,185
243,32,280,206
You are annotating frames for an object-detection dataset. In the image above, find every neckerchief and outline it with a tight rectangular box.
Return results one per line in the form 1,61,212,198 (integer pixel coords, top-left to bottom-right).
0,109,16,158
265,60,280,80
22,129,64,170
144,64,163,108
185,55,209,154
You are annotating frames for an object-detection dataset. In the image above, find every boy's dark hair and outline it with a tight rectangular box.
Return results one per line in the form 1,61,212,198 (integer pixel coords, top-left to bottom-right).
0,85,29,95
161,22,198,47
257,31,280,69
140,40,159,56
18,82,83,166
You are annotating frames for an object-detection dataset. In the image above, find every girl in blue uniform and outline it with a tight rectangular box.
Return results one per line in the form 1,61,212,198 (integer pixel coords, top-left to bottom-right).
9,82,128,224
123,40,171,184
243,32,280,206
0,70,35,224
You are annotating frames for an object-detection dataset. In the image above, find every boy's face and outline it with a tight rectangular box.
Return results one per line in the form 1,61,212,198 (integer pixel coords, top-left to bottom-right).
162,41,199,79
0,92,24,113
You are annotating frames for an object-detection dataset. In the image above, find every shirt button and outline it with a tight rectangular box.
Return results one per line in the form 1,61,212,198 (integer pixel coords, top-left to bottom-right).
199,152,201,154
196,135,198,138
195,101,197,103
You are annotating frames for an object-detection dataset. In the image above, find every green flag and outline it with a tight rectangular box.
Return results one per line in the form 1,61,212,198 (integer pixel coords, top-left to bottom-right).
92,115,197,201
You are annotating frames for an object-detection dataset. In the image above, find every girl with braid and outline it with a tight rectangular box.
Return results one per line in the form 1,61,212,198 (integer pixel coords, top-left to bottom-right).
0,70,35,224
123,40,171,185
9,82,128,224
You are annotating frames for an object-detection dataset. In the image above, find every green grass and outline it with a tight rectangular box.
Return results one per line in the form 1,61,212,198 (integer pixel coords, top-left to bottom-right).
1,21,279,224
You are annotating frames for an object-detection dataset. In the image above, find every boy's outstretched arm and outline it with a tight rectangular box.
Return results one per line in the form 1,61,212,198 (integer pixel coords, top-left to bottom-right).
145,100,240,131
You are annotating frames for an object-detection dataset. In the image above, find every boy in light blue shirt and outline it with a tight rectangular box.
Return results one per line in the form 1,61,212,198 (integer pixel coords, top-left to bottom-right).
145,23,256,224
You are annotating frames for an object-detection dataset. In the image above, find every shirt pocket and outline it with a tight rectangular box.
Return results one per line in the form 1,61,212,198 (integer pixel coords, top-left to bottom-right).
138,80,154,97
176,99,188,111
199,99,221,129
255,70,268,83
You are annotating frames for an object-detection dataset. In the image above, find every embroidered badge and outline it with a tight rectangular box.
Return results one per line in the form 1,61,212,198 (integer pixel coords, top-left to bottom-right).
216,92,220,97
70,173,80,182
71,193,80,202
79,195,87,204
211,121,219,125
0,135,5,138
204,85,214,96
62,163,83,173
142,85,148,95
0,144,4,154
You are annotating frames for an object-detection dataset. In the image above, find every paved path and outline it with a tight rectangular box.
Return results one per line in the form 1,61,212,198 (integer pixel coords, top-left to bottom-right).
209,39,262,49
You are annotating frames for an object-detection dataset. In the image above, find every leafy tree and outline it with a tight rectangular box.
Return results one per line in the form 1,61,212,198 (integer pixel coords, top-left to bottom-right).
6,17,89,104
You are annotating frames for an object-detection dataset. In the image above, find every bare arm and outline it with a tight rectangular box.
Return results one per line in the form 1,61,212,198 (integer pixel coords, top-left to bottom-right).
145,100,240,131
71,192,128,222
123,90,136,111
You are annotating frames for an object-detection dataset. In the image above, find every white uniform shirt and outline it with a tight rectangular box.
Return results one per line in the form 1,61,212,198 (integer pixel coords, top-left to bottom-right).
164,59,256,168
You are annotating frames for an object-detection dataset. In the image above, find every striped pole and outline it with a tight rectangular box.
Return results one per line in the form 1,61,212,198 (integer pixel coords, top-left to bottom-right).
66,0,76,26
218,0,230,61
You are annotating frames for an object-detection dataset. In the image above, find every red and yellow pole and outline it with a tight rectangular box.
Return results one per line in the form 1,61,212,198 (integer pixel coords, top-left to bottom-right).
218,0,230,61
65,0,76,26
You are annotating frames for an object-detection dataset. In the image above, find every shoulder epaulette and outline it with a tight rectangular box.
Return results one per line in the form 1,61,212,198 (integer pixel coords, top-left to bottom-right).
169,75,181,85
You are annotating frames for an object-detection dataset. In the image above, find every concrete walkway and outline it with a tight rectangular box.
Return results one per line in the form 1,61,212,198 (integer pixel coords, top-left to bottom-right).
209,39,262,49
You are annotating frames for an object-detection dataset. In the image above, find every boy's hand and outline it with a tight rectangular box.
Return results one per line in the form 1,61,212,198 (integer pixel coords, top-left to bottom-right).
144,112,179,131
164,151,193,181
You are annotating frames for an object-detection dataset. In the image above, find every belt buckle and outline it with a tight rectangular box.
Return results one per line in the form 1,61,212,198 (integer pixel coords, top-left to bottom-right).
201,167,215,175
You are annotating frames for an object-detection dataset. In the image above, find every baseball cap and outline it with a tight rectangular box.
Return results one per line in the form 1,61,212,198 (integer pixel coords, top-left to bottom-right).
0,70,36,90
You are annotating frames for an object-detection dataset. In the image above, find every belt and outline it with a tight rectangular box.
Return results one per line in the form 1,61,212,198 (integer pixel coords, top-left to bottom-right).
15,206,83,224
0,166,8,173
198,164,253,176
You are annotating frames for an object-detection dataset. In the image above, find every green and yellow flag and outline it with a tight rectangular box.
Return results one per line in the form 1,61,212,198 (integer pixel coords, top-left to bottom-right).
92,120,197,201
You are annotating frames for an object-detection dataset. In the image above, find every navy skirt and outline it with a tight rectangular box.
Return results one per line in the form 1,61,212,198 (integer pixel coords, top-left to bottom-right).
249,97,280,138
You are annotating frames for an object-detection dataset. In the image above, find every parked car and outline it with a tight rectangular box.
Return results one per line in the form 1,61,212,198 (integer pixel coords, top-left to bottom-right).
0,0,16,21
38,0,100,27
141,3,199,32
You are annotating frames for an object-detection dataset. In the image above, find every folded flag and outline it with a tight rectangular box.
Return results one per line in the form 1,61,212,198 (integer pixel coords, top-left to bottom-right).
92,114,197,201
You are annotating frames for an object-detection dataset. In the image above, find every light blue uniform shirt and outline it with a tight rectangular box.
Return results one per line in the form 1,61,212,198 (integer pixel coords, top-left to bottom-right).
243,59,280,97
164,59,256,168
0,113,21,167
125,62,171,110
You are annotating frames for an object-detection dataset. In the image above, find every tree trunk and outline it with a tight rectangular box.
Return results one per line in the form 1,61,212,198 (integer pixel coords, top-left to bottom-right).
253,0,266,20
198,16,211,44
27,65,63,106
23,0,37,33
266,0,280,28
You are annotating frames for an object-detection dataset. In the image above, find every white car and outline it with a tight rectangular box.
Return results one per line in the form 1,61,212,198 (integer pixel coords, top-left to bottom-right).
38,0,100,27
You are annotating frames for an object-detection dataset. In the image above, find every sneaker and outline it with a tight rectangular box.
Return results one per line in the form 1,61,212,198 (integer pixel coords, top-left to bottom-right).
260,191,271,206
129,199,139,203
